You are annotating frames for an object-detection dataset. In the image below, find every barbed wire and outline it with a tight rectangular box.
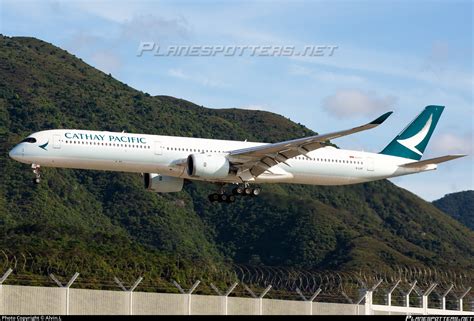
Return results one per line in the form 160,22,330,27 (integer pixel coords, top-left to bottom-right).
0,251,472,301
232,263,473,301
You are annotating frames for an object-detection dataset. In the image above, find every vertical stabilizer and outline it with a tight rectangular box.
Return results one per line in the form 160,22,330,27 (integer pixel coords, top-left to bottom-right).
380,105,444,160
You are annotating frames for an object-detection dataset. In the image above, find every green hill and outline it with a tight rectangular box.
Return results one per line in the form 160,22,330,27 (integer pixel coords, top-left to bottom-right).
1,35,473,285
433,191,474,230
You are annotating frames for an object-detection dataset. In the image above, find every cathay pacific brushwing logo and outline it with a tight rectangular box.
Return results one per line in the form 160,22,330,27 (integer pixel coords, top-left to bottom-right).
39,141,49,150
397,115,432,156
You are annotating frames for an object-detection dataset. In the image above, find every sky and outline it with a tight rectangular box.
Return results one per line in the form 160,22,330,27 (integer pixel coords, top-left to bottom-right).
1,0,472,201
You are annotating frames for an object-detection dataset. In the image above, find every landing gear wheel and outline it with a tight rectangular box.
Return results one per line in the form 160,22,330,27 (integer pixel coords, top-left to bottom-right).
33,177,41,184
232,187,244,195
251,188,261,196
226,195,236,203
218,194,228,203
244,187,253,196
208,193,220,202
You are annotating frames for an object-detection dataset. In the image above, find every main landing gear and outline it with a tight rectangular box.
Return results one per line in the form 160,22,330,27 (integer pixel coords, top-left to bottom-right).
208,184,261,203
32,164,41,184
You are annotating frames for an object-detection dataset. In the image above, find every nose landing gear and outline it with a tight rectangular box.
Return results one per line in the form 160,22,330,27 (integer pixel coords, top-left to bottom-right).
32,164,41,184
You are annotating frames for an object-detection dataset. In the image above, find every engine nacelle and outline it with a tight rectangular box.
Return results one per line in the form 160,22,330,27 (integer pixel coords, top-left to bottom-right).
144,173,184,193
187,153,230,178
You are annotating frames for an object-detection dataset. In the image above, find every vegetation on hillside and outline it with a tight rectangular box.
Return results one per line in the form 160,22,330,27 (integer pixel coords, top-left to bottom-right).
0,35,473,288
433,191,473,230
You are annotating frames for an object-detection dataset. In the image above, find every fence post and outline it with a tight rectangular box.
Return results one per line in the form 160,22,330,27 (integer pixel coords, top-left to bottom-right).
259,285,272,315
0,268,13,314
211,282,238,315
402,281,417,308
172,280,200,315
129,277,143,315
244,284,271,315
359,279,382,315
50,272,79,315
114,276,143,315
439,284,454,311
0,269,12,285
421,283,437,314
457,287,471,312
385,279,401,307
296,287,321,315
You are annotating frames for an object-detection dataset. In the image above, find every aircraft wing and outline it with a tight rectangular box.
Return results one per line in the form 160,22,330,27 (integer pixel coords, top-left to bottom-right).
228,111,393,178
399,154,467,169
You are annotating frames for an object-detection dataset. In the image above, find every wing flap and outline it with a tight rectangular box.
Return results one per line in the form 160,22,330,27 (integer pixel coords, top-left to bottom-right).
229,111,393,179
230,111,393,159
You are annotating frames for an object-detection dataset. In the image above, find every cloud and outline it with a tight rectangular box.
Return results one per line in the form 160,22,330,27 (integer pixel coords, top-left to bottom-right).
67,1,145,23
90,50,122,75
322,89,397,119
63,32,102,53
239,105,269,111
292,44,472,94
168,68,188,79
289,64,366,85
121,14,191,42
167,68,228,88
429,132,473,155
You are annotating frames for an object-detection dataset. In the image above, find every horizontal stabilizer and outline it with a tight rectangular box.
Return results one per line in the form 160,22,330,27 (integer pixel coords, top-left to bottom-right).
399,154,467,169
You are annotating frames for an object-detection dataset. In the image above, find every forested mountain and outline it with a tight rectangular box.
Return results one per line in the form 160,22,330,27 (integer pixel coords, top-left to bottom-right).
433,191,473,230
1,35,473,285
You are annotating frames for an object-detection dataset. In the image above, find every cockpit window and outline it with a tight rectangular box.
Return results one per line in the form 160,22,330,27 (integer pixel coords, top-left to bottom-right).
21,137,37,143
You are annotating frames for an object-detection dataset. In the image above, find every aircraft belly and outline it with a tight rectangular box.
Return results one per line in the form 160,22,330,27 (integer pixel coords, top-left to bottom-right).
28,152,183,176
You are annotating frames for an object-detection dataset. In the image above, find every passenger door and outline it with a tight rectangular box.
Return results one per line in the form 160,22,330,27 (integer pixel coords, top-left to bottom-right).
366,157,374,171
154,141,163,155
53,134,61,149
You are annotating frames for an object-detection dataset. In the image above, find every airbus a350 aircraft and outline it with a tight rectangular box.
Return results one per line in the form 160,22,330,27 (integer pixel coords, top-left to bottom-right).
9,105,466,203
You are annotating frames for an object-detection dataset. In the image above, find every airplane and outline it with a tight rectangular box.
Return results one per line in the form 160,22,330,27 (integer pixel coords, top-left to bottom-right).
8,105,466,203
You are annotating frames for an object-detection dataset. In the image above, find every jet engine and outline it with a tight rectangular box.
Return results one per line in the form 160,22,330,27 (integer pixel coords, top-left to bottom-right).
144,173,184,193
187,154,230,178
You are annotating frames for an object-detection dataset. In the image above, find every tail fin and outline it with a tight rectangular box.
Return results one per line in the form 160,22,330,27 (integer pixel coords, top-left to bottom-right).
380,105,444,160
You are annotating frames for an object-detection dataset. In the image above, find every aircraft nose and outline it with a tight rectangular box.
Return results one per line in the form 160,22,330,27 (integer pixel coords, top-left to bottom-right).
9,145,21,161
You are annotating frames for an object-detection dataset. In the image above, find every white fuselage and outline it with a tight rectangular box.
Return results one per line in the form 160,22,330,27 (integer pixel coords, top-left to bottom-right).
9,129,432,185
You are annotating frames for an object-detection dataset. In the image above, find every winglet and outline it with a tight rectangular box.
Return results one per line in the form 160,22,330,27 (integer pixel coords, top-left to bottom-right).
370,111,393,125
